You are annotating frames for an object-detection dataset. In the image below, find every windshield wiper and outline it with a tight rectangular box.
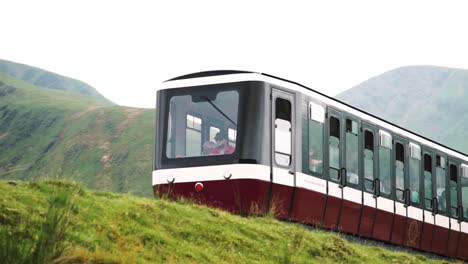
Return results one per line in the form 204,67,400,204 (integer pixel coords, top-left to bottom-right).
201,96,237,127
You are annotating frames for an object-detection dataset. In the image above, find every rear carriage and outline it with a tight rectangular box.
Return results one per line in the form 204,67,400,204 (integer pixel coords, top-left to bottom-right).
153,71,468,260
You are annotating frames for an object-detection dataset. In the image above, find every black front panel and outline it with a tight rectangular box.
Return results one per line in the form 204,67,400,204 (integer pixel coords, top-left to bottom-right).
154,81,269,169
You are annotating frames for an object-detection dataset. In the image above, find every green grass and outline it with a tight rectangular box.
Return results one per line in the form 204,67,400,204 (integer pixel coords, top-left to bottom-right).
0,180,456,263
0,72,155,196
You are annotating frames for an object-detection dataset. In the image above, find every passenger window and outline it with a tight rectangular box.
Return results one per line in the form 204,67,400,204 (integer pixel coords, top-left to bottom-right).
346,119,359,185
307,103,324,175
379,131,392,195
462,164,468,220
424,154,433,210
395,143,405,202
409,143,421,204
329,116,340,181
363,130,374,192
436,155,447,213
228,128,236,147
450,164,459,218
186,114,203,157
275,98,292,167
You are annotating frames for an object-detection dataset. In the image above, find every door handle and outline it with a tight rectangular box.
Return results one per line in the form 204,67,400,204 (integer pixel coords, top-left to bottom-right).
404,189,411,207
432,197,439,215
339,168,347,188
458,206,464,222
373,179,380,198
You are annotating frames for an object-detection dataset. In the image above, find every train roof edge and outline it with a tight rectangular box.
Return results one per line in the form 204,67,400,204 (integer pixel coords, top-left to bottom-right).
163,70,468,161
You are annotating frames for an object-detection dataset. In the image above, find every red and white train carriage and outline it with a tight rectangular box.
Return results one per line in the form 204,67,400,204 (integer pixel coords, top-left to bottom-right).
153,70,468,260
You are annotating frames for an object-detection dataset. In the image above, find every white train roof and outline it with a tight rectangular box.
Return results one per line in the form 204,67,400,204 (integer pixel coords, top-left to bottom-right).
160,71,468,164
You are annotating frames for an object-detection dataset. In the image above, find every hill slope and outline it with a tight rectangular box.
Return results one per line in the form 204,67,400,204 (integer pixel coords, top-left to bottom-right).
0,59,110,102
0,180,450,263
0,72,154,196
337,66,468,153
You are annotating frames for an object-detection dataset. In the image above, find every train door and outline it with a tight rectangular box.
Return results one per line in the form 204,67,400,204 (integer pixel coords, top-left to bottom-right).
322,108,343,229
291,100,327,226
358,122,378,238
270,88,295,219
431,153,450,255
458,164,468,260
372,130,395,242
337,115,362,235
390,136,408,245
420,148,436,252
404,142,424,249
447,159,461,258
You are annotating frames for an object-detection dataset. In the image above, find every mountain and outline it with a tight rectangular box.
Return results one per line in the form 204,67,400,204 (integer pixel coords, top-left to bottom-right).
0,70,154,196
337,66,468,154
0,179,444,263
0,59,110,102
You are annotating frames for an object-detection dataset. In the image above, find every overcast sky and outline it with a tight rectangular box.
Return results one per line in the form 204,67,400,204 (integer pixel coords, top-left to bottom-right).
1,1,468,108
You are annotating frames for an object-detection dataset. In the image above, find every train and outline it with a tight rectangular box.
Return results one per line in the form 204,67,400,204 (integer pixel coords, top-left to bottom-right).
152,70,468,260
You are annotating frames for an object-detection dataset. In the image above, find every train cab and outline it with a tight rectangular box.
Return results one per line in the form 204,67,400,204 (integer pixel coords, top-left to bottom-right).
153,71,279,215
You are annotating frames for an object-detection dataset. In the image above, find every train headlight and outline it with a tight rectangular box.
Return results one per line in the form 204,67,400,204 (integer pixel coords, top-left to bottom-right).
195,182,204,192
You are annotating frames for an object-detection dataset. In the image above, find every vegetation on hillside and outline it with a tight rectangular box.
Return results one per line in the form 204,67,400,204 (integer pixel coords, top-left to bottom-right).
0,180,455,263
0,72,154,196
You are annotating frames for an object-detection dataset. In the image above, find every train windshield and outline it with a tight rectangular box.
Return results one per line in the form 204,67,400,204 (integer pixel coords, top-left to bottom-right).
165,88,239,159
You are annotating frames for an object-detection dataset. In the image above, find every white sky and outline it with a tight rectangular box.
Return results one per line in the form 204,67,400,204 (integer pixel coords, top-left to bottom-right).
1,0,468,108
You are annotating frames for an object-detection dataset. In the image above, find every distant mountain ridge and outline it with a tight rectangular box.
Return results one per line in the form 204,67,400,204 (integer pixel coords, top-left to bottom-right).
337,65,468,154
0,59,110,102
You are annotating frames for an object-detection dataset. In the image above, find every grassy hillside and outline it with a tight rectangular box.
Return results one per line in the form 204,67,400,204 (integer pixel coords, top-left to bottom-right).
0,59,110,102
336,66,468,153
0,180,453,263
0,72,154,196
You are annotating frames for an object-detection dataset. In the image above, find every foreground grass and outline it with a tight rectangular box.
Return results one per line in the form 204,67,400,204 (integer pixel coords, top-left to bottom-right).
0,180,456,263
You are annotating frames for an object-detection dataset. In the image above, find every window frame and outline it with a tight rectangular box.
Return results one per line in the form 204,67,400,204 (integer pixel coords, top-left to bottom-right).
461,163,468,221
160,82,245,168
377,129,393,199
327,108,343,183
303,100,326,178
422,148,435,212
362,123,377,194
273,97,293,168
448,158,461,220
435,152,449,216
393,136,408,204
185,112,204,157
343,115,361,189
408,142,422,208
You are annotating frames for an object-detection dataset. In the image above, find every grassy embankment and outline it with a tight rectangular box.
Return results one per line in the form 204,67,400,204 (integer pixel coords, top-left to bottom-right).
0,180,456,263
